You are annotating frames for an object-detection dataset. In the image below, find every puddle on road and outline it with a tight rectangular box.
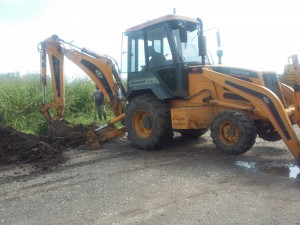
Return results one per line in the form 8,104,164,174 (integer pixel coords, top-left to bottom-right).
234,161,256,169
234,160,300,179
289,165,300,178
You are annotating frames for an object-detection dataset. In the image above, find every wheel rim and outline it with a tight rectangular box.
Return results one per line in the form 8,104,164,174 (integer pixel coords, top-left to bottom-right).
219,122,239,145
133,110,152,138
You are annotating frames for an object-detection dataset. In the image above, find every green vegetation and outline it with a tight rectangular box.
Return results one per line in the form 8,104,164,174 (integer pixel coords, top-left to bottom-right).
0,72,110,135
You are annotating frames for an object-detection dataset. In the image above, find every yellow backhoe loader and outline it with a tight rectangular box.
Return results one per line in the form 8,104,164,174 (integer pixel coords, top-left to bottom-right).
39,14,300,164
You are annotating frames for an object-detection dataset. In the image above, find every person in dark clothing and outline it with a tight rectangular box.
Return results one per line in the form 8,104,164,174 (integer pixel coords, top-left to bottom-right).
148,46,166,68
93,86,107,120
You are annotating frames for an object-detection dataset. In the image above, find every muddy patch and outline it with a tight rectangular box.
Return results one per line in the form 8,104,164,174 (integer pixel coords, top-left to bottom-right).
234,160,300,179
263,164,300,178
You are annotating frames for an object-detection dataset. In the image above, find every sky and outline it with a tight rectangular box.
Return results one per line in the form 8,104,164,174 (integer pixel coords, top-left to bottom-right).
1,0,300,79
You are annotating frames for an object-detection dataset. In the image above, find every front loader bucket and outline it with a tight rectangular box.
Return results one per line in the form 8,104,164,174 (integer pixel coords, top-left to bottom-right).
48,119,72,137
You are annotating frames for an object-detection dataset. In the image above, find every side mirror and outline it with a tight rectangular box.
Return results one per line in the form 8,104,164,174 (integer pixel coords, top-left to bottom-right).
217,50,223,57
196,18,206,65
178,21,187,43
198,36,206,58
216,30,223,64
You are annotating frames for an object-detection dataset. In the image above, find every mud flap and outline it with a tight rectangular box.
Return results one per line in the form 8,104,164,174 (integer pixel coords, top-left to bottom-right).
48,119,72,137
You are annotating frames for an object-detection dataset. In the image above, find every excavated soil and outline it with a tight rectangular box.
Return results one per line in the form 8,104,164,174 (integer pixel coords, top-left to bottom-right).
0,124,117,169
0,127,64,169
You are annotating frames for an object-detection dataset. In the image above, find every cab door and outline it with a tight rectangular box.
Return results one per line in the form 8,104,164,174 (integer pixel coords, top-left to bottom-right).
145,26,178,93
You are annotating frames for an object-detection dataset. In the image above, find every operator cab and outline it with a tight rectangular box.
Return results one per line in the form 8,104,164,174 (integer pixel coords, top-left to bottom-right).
122,14,208,99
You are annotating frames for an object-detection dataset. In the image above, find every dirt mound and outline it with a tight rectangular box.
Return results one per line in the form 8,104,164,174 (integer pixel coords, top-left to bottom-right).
0,123,126,169
0,125,94,169
0,127,65,169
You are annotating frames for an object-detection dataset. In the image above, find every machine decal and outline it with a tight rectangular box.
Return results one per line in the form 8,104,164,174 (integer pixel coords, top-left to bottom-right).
80,59,114,101
172,115,186,127
52,55,61,97
129,78,160,87
223,93,250,102
225,80,291,140
212,66,259,78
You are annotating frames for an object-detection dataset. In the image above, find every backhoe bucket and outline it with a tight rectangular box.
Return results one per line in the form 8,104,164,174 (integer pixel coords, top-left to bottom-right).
86,114,126,148
48,119,72,137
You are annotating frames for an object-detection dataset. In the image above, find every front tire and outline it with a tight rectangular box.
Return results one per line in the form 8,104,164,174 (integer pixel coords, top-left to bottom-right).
210,110,257,155
125,94,173,150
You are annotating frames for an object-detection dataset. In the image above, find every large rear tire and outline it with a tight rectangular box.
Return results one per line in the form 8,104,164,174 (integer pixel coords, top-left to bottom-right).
210,110,257,155
125,94,173,150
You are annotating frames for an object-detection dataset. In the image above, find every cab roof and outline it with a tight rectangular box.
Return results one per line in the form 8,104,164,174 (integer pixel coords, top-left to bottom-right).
125,14,199,33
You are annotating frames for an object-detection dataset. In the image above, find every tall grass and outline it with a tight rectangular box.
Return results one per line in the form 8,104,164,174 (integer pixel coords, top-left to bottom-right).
0,73,107,135
64,78,96,124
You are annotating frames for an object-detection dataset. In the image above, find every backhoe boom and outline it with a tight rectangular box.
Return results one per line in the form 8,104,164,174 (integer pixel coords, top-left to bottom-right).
38,34,127,142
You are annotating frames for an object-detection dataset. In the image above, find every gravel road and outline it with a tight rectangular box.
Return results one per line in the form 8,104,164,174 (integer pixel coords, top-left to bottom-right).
0,132,300,225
